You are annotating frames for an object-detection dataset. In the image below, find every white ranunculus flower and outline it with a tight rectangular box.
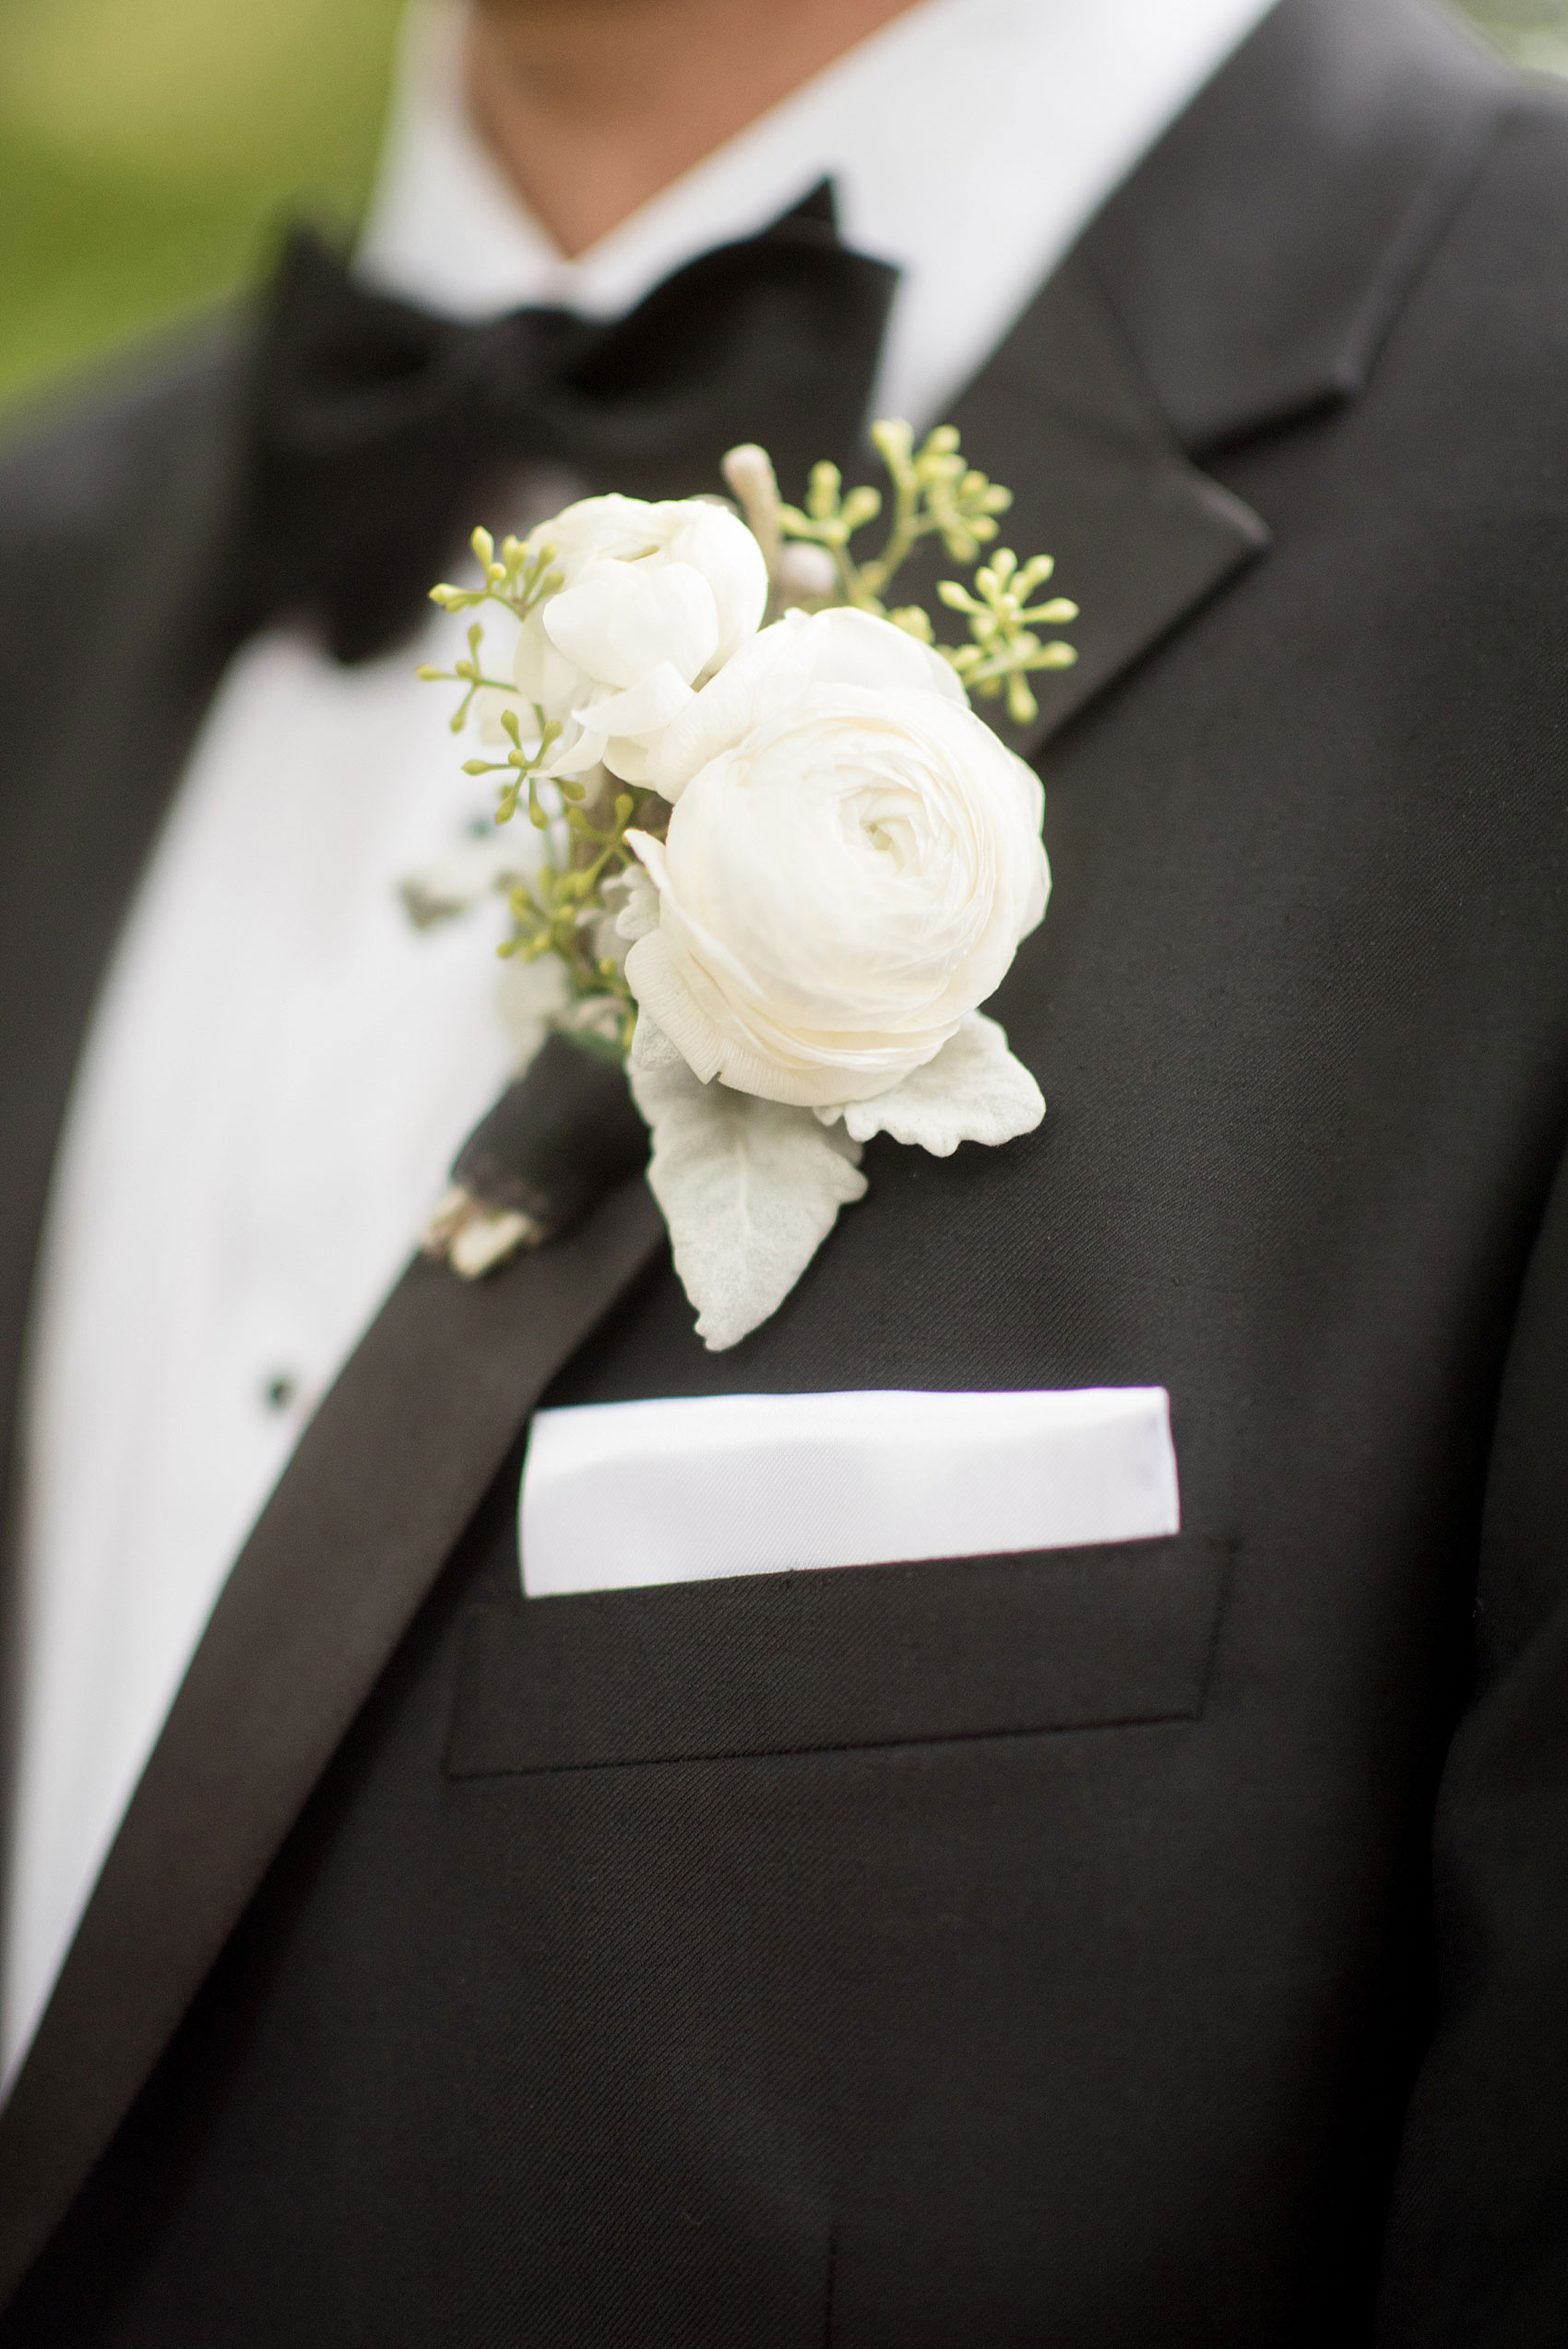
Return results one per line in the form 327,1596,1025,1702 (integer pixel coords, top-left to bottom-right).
513,495,769,784
624,608,1050,1110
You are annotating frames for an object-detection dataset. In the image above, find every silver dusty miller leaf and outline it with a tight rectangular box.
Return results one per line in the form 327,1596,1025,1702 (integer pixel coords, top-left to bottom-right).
821,1010,1044,1156
629,1024,866,1351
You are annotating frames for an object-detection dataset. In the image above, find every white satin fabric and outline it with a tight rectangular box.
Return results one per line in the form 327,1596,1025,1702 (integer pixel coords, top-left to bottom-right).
521,1389,1181,1598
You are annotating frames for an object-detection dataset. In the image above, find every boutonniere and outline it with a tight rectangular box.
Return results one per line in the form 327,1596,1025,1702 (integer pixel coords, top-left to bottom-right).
411,423,1077,1349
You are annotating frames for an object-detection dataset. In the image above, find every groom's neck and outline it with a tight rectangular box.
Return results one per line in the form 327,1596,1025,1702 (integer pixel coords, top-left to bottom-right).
465,0,920,257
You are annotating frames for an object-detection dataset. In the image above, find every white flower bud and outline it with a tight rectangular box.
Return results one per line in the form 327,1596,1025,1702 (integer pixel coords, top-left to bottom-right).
509,495,769,786
775,543,838,604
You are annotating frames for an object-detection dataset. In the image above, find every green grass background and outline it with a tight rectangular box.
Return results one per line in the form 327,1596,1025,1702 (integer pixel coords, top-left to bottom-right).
0,0,1562,417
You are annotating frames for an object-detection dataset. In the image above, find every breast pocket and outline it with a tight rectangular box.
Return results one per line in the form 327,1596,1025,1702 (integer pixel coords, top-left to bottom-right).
445,1533,1229,1778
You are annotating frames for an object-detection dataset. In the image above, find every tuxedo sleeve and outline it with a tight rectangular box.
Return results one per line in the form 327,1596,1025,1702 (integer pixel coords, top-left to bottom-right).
1377,1136,1568,2345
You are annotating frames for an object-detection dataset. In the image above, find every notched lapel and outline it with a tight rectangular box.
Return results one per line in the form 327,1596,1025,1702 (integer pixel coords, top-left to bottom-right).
941,0,1509,762
946,257,1270,758
1082,0,1508,456
0,1176,665,2310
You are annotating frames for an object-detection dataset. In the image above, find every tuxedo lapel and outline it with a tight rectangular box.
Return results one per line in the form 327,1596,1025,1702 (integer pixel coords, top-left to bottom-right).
946,0,1507,757
945,256,1269,756
1081,0,1507,459
0,329,669,2308
0,1177,664,2307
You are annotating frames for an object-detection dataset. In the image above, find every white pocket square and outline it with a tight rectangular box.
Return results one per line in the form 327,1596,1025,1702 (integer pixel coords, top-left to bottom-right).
519,1388,1180,1599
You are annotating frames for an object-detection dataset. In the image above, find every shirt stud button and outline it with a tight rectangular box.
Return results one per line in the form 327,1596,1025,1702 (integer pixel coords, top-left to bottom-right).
262,1373,299,1413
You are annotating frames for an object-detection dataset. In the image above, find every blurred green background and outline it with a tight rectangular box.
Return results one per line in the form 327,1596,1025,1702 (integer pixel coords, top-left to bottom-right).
0,0,406,412
0,0,1563,416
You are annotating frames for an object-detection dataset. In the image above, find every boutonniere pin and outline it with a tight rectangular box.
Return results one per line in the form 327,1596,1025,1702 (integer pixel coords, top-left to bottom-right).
411,423,1076,1349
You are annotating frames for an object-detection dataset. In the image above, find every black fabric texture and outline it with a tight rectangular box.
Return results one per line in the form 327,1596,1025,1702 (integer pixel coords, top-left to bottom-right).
445,1535,1229,1775
228,187,897,662
0,0,1563,2341
448,1032,652,1234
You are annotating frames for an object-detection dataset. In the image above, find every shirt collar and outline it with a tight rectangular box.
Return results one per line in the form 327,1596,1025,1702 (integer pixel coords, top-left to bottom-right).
357,0,1278,429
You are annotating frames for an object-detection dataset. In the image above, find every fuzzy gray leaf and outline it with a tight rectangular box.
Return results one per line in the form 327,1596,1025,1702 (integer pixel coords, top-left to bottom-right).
630,1042,866,1351
829,1012,1044,1156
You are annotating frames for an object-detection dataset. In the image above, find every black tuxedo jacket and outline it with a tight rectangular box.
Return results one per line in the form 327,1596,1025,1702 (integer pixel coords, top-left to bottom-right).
0,1,1563,2340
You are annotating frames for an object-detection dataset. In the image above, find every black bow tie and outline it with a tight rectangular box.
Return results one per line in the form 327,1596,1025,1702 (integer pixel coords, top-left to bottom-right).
228,183,898,663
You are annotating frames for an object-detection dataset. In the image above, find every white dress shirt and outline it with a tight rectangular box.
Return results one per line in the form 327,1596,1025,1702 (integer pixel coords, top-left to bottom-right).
1,0,1277,2087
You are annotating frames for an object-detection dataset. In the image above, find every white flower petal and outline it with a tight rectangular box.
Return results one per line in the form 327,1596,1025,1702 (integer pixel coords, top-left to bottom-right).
836,1012,1045,1155
525,494,655,571
646,612,812,801
511,617,549,707
624,828,669,895
798,604,969,702
624,925,726,1085
542,714,611,779
601,739,651,784
664,504,769,665
543,560,719,689
629,1045,866,1352
512,623,583,720
590,661,696,744
608,864,661,946
645,606,968,801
